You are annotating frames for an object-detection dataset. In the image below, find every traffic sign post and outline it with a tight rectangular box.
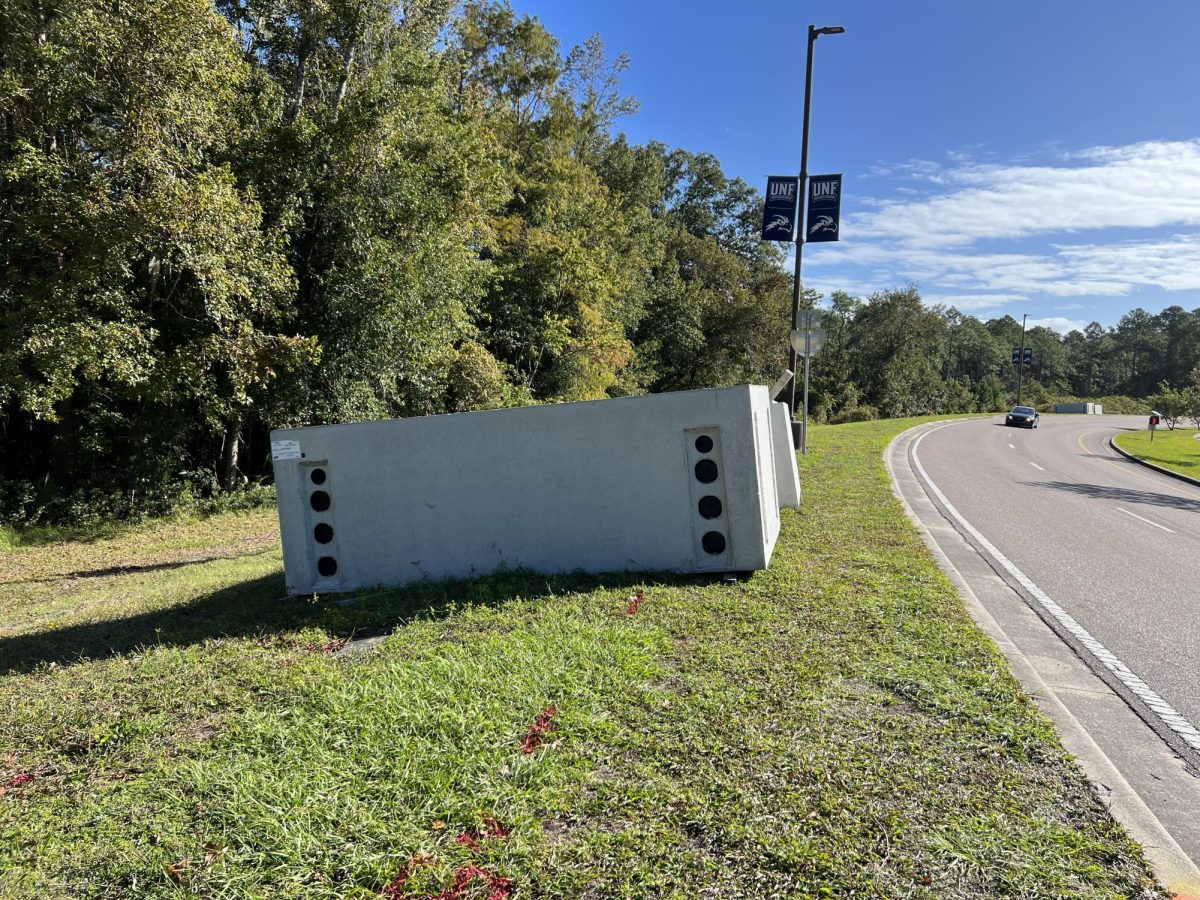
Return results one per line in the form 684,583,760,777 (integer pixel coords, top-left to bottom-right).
1014,314,1030,406
790,312,826,455
762,23,845,447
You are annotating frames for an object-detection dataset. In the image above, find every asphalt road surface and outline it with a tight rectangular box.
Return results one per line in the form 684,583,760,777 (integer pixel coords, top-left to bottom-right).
914,414,1200,735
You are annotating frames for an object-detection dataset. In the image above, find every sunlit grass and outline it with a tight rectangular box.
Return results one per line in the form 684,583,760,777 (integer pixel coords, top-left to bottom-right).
1113,427,1200,479
0,418,1165,897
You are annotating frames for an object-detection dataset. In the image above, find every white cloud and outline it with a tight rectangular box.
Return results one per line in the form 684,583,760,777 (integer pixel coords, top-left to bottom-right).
805,141,1200,304
848,140,1200,248
1027,317,1090,334
922,293,1030,312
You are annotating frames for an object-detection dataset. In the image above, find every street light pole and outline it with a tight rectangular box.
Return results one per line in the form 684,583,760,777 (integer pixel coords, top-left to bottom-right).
1016,312,1029,406
787,24,844,451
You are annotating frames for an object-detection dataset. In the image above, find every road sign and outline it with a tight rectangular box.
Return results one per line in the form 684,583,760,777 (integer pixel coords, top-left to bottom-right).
790,311,826,357
760,176,799,241
805,174,842,242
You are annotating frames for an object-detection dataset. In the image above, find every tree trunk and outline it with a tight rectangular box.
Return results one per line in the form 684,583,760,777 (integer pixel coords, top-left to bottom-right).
333,40,357,114
290,48,308,119
221,417,242,492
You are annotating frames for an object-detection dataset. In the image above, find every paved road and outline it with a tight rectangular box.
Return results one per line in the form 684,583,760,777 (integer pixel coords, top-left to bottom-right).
915,414,1200,735
891,418,1200,893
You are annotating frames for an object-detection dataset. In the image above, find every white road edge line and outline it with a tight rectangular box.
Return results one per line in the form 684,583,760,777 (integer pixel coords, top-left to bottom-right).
1029,461,1045,471
1116,507,1175,533
911,423,1200,753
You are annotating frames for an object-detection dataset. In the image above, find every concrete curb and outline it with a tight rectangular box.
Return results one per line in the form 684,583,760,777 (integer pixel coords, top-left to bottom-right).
886,422,1200,899
1109,435,1200,488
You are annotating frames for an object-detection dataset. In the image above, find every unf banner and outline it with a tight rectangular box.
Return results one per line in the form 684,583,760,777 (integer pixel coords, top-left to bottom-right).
805,174,842,243
760,176,799,241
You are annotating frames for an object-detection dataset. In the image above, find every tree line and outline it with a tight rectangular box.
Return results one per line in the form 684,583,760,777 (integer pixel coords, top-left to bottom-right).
2,0,1197,526
807,292,1200,423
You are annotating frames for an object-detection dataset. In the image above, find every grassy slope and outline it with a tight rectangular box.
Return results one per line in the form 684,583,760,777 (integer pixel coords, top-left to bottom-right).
0,419,1164,898
1113,427,1200,479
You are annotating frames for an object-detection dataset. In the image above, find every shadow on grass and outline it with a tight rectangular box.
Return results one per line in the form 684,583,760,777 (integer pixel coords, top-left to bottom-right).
1,549,278,587
0,567,698,674
1023,480,1200,512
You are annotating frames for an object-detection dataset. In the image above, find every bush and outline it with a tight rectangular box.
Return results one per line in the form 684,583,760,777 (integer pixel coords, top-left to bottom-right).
829,405,879,424
0,475,275,531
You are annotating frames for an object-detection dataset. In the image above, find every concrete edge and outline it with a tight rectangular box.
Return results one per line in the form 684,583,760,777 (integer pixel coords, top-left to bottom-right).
884,422,1200,898
1109,435,1200,488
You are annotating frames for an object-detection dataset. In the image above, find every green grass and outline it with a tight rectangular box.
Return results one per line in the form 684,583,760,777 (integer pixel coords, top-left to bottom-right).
1113,426,1200,479
0,418,1166,898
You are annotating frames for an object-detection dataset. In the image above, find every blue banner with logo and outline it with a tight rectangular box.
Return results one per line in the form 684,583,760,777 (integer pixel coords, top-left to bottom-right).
805,173,842,243
760,176,799,241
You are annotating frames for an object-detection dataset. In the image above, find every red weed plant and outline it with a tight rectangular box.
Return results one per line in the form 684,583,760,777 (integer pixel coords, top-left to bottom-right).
521,706,558,754
624,589,645,615
454,814,509,852
432,865,513,900
380,854,436,897
4,772,35,789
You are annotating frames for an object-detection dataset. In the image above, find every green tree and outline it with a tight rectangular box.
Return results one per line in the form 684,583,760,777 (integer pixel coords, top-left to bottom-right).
1148,382,1193,430
848,287,947,414
1,0,310,502
225,0,507,423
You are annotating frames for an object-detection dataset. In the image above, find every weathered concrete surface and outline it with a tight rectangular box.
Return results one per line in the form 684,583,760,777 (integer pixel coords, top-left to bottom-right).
271,385,799,594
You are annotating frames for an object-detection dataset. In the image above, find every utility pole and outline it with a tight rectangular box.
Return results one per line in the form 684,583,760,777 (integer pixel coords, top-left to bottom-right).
1016,313,1029,406
787,24,844,450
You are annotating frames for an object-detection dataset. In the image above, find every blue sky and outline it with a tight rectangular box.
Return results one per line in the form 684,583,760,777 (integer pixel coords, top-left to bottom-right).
508,0,1200,333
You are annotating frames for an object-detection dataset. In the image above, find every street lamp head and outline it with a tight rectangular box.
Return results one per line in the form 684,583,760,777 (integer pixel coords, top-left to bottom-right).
813,25,846,36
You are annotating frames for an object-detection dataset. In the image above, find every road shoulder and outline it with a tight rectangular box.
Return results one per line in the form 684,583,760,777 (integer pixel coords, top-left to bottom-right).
887,421,1200,899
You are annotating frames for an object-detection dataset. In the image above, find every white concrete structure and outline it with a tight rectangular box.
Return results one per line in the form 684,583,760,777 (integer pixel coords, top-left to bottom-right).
270,385,800,595
1053,402,1104,414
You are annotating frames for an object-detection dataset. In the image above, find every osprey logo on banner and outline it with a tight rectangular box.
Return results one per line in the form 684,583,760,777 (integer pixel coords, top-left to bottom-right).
760,176,799,241
805,174,842,242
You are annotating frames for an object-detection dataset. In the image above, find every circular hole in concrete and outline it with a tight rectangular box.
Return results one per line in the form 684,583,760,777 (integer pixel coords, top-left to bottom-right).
701,531,726,555
314,523,334,544
698,495,723,519
310,468,327,485
694,459,719,484
310,490,331,512
317,556,338,577
694,435,714,454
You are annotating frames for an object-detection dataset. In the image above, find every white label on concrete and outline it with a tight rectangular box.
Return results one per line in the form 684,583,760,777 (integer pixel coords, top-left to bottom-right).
271,440,302,461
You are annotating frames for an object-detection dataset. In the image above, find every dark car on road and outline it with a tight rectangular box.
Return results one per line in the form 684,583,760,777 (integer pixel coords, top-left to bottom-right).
1005,405,1039,428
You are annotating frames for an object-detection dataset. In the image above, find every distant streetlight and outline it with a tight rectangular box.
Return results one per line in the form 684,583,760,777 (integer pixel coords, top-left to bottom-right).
787,24,845,453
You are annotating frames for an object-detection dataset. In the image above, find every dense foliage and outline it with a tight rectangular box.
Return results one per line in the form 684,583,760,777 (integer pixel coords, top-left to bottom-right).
3,0,1199,525
807,291,1200,422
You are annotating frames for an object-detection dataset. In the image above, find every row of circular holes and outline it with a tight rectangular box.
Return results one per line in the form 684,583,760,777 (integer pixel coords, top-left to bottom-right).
308,468,338,577
692,435,726,555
